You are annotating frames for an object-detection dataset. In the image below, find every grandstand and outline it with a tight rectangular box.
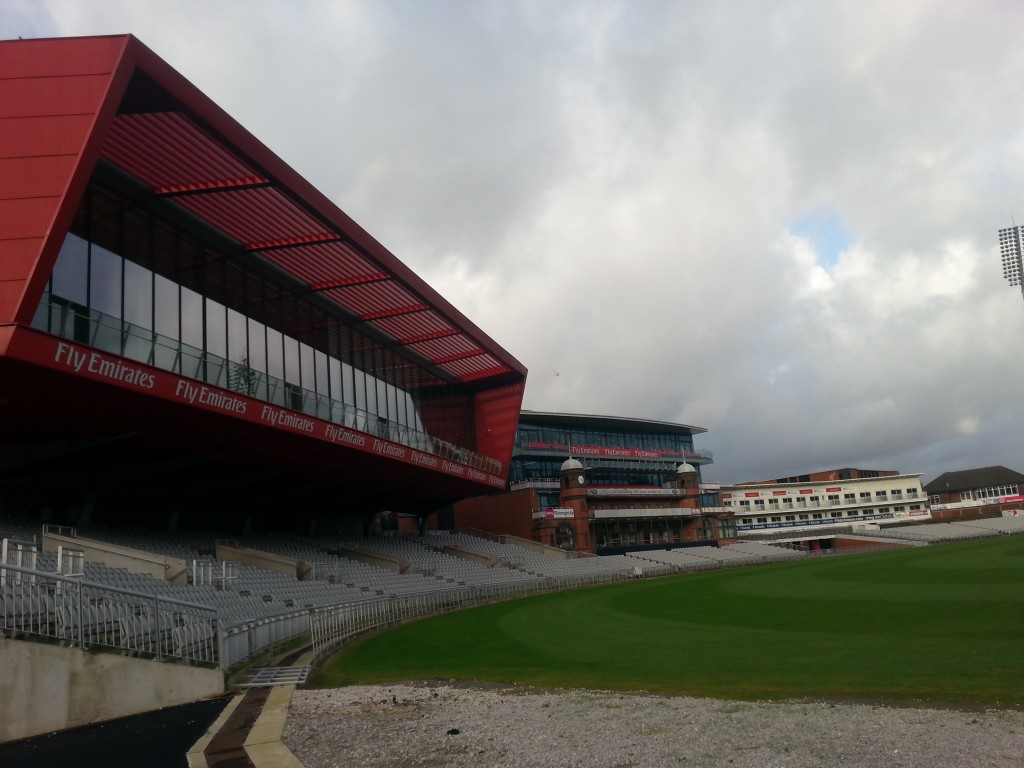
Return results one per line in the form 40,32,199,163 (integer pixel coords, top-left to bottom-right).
5,513,1024,741
852,516,1024,543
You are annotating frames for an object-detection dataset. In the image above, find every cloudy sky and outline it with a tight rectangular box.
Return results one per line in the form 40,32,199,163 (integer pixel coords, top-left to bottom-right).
5,1,1024,485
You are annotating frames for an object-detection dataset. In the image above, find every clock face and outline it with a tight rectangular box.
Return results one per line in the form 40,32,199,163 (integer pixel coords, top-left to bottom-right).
577,474,585,484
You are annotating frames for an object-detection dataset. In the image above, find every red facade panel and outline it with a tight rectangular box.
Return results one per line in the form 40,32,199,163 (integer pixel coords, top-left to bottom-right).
0,35,126,78
0,75,114,119
0,36,129,325
0,155,80,199
0,198,63,241
0,114,96,158
0,239,45,281
474,380,527,471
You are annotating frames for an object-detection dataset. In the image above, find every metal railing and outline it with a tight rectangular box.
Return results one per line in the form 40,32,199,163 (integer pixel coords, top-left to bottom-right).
309,571,632,663
0,562,218,666
33,297,503,477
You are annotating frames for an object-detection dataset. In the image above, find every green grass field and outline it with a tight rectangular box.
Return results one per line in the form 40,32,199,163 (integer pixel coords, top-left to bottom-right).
313,537,1024,707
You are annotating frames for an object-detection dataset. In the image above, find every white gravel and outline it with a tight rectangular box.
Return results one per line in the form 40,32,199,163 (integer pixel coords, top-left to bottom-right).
283,684,1024,768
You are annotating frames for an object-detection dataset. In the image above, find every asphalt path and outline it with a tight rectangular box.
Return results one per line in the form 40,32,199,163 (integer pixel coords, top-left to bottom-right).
0,696,231,768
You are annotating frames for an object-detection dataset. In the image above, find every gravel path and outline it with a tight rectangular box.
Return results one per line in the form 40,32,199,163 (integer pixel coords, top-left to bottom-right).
283,684,1024,768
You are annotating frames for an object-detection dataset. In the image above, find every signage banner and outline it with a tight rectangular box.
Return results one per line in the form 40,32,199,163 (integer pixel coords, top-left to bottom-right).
521,441,703,461
532,508,575,520
11,331,506,488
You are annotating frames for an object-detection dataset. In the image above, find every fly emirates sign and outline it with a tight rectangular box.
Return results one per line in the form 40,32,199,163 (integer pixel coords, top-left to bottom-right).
32,337,503,487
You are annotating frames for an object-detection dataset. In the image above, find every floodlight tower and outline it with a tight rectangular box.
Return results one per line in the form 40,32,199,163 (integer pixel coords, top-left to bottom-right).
998,225,1024,303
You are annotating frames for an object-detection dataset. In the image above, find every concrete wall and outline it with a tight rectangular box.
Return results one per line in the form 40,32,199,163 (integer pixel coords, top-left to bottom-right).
0,637,224,743
43,533,188,585
441,544,499,567
338,547,409,574
215,544,312,580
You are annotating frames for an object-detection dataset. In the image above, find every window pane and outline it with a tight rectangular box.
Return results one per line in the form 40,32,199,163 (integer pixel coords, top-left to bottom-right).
154,274,179,341
227,308,248,365
328,358,342,401
342,362,355,405
283,335,300,385
205,298,226,358
90,245,122,319
180,286,204,349
314,350,329,395
266,327,284,379
354,369,366,411
123,259,153,329
247,318,267,373
386,384,398,423
299,343,315,390
364,373,377,414
51,234,88,306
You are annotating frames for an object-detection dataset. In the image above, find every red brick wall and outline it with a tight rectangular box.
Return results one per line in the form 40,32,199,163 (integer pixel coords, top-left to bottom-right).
451,488,535,539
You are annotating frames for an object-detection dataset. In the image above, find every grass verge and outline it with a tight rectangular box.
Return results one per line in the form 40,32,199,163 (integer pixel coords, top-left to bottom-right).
312,537,1024,707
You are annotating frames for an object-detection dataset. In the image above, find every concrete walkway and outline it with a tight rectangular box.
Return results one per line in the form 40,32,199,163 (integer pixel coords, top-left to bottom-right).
188,651,313,768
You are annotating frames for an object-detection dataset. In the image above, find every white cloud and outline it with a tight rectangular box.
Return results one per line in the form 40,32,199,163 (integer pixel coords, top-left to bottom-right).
8,0,1024,483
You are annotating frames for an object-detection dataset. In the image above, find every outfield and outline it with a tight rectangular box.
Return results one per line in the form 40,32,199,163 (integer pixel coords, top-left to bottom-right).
315,537,1024,707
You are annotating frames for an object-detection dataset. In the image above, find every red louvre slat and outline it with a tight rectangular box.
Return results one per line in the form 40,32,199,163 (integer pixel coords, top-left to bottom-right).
410,335,479,360
261,242,379,283
102,112,267,193
397,327,460,345
433,349,486,365
310,273,389,291
175,187,331,247
326,280,419,316
359,304,429,321
371,312,451,339
443,354,502,377
460,365,514,382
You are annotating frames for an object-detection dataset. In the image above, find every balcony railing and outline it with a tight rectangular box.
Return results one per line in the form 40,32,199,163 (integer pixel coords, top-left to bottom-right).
32,297,502,477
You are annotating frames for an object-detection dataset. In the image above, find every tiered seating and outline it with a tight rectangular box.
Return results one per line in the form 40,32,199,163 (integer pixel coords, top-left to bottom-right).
724,541,807,562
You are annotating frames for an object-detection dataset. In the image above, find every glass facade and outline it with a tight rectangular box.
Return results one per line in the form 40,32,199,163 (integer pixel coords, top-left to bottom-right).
510,417,709,487
31,180,498,474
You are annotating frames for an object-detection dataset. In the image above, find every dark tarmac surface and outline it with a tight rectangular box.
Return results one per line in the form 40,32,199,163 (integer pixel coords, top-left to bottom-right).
0,696,231,768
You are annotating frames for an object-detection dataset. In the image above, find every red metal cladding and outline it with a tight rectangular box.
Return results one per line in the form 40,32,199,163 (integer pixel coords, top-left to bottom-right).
102,112,268,193
324,280,419,317
260,242,380,287
173,187,331,247
0,37,129,325
0,74,113,119
0,114,98,159
409,334,480,360
0,33,525,399
0,35,126,79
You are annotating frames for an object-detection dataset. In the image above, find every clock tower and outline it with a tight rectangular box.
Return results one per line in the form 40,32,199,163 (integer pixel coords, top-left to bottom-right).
558,458,593,553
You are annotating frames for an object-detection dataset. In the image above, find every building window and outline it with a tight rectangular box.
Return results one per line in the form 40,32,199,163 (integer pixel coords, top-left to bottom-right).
875,490,887,499
756,517,767,524
844,493,856,503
